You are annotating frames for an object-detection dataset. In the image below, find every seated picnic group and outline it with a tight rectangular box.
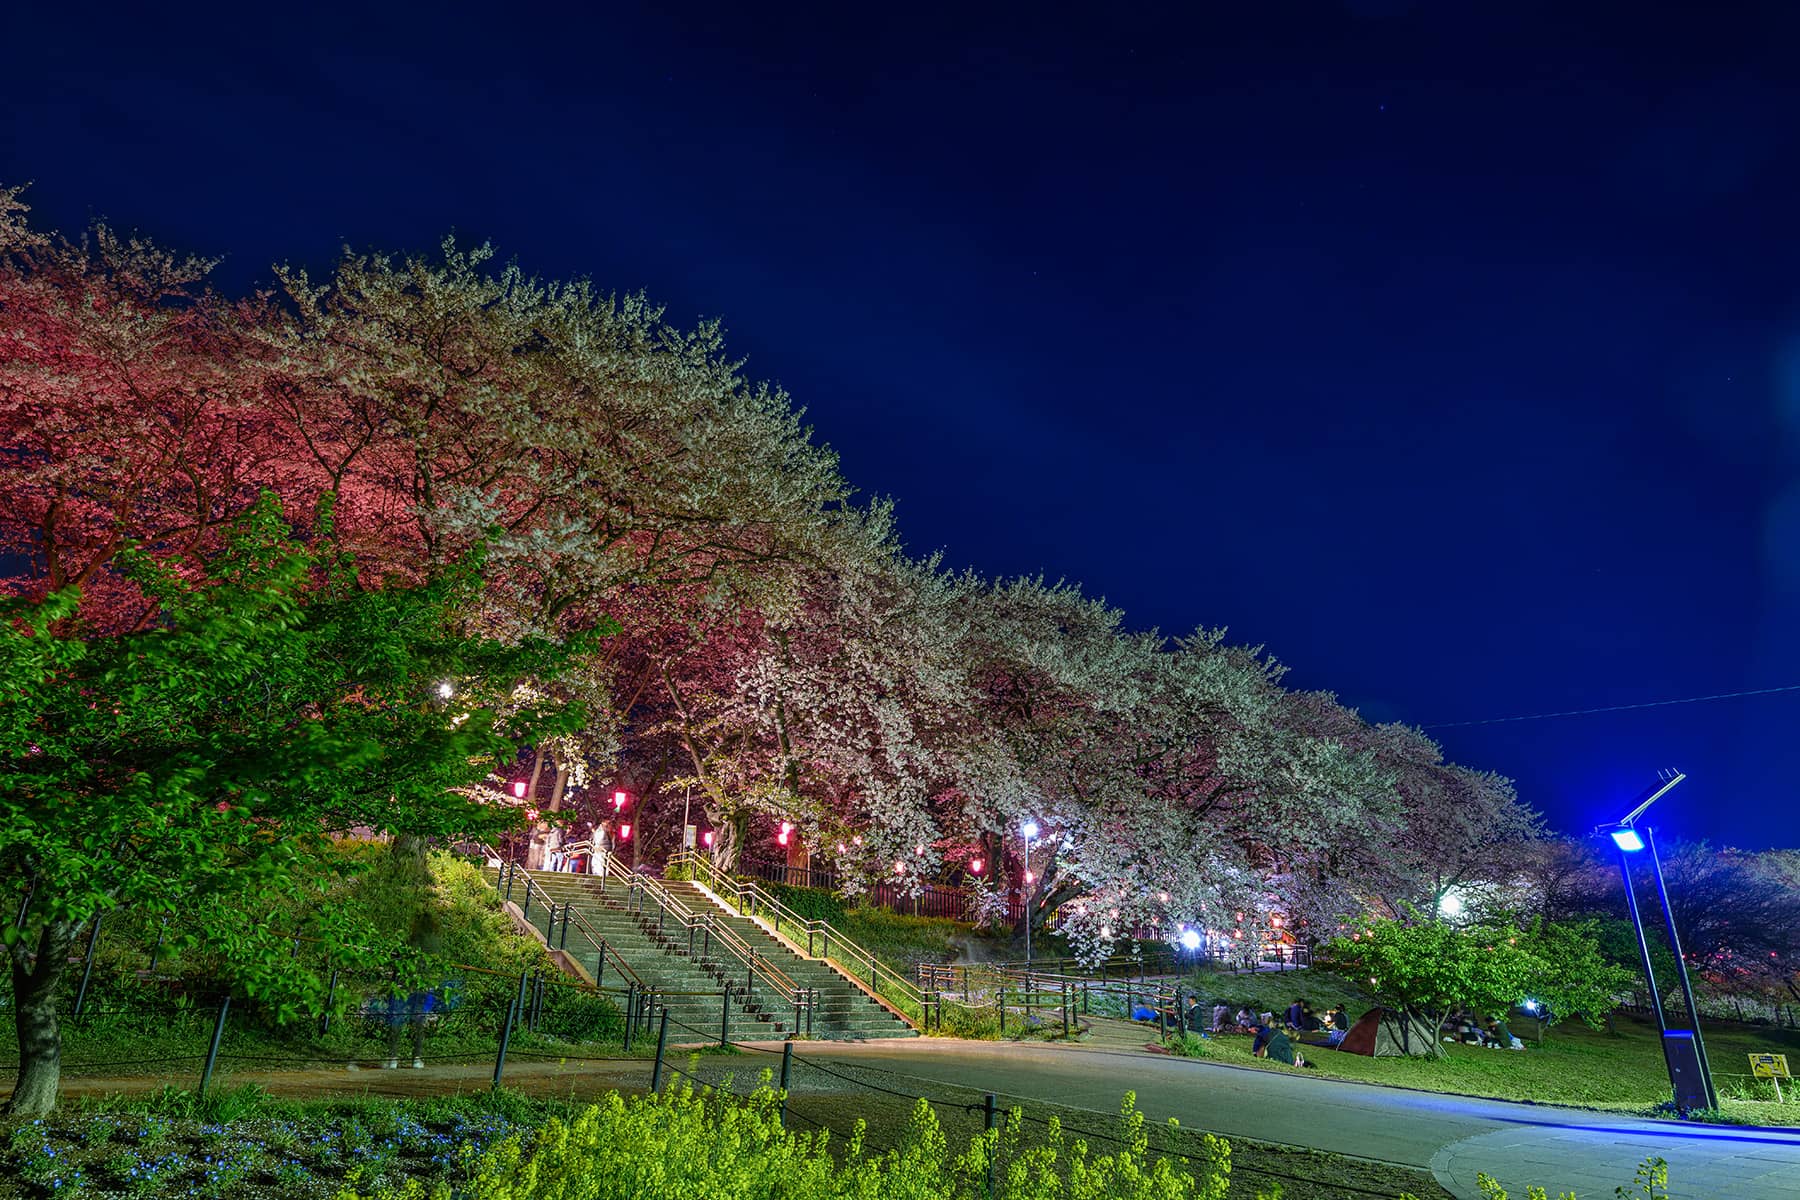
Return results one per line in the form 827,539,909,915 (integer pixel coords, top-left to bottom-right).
1180,998,1525,1067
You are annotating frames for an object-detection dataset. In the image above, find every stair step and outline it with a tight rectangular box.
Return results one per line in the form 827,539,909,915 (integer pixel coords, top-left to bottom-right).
493,868,915,1040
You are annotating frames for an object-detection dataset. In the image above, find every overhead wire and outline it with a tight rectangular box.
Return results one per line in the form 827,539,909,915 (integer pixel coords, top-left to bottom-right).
1422,682,1800,728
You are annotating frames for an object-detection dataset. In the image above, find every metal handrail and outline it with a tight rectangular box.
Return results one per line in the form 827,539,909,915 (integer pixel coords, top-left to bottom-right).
494,860,648,991
488,850,811,1030
586,850,806,1010
669,851,955,1024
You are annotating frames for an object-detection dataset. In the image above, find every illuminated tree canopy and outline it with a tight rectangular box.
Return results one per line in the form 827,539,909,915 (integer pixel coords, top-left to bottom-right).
0,185,1548,968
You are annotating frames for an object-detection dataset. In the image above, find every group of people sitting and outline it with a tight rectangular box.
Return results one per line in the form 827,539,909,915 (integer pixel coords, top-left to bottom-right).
1162,995,1528,1066
1443,1010,1525,1050
1176,996,1356,1067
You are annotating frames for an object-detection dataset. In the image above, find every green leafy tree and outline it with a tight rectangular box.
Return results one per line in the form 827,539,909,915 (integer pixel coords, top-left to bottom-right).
1321,917,1537,1057
0,494,596,1114
1516,917,1635,1040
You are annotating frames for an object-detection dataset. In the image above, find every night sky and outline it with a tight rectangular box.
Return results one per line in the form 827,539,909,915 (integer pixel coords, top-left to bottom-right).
8,3,1799,846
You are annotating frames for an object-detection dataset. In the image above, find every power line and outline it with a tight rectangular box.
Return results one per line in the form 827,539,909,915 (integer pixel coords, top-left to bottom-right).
1423,683,1800,729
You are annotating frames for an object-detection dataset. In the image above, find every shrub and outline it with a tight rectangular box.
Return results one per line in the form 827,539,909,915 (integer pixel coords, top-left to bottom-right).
335,1084,1243,1200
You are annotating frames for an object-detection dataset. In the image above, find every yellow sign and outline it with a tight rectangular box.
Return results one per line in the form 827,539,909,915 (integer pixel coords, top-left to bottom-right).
1749,1053,1790,1080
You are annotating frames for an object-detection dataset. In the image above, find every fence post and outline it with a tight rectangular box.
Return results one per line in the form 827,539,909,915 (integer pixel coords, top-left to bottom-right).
493,992,517,1089
997,987,1005,1035
504,861,516,901
1062,980,1070,1038
720,982,733,1048
651,1009,670,1091
559,905,571,951
807,988,815,1036
779,1040,793,1126
510,971,529,1035
521,882,532,923
72,914,103,1021
1158,1002,1167,1044
623,983,637,1052
595,940,607,987
198,995,231,1097
319,968,340,1036
984,1093,998,1199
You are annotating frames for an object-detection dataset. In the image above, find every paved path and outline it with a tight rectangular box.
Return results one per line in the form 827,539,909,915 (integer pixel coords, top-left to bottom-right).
776,1037,1800,1200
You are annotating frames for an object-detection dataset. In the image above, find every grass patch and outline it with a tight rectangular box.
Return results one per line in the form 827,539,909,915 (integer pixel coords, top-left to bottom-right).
1178,966,1372,1018
833,906,974,972
1165,1008,1800,1127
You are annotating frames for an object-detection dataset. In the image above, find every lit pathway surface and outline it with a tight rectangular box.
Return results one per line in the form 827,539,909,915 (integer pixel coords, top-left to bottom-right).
768,1036,1800,1200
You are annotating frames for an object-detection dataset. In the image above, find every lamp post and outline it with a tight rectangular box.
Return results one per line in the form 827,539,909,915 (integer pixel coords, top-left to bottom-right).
1020,820,1039,966
1602,769,1717,1112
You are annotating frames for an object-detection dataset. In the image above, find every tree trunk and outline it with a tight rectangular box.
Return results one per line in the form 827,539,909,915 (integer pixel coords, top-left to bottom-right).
8,918,80,1115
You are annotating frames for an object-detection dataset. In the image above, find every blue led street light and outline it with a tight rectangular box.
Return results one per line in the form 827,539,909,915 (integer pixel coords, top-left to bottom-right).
1609,827,1646,853
1596,769,1716,1112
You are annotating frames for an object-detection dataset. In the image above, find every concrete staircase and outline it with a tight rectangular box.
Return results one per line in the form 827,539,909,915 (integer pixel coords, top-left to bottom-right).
660,879,916,1040
489,868,789,1042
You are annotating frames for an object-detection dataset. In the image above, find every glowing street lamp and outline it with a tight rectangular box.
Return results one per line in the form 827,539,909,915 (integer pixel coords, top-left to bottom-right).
1020,819,1040,966
612,790,628,813
1599,769,1715,1111
702,830,715,848
511,780,527,800
969,858,983,875
436,681,454,700
1180,928,1202,952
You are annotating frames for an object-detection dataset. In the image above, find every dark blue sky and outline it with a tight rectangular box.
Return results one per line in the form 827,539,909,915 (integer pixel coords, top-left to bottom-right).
8,2,1799,845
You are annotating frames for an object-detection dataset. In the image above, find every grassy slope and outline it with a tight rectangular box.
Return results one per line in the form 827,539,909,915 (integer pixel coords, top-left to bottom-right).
9,850,608,1081
1167,967,1800,1128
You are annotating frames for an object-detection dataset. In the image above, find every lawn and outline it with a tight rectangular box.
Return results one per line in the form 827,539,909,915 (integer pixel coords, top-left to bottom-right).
1179,965,1373,1018
1155,991,1800,1128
